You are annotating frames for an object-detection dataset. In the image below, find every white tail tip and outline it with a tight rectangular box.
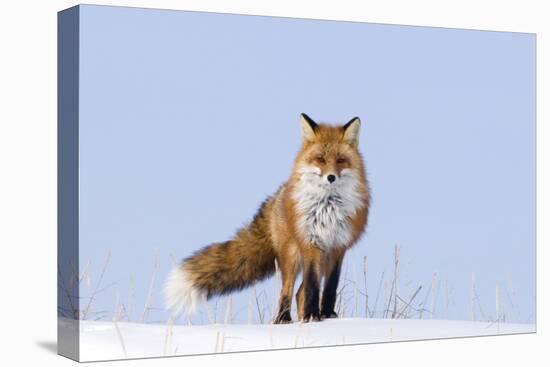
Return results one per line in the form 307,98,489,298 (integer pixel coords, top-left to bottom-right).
164,266,206,317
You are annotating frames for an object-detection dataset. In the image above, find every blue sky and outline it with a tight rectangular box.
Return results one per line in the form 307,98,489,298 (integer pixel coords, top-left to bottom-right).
76,5,535,324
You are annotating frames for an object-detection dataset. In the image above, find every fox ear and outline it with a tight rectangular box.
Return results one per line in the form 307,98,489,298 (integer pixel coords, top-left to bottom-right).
300,113,318,142
342,117,361,146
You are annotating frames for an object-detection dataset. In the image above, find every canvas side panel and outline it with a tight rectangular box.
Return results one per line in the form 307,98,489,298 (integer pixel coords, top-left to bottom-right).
57,5,80,362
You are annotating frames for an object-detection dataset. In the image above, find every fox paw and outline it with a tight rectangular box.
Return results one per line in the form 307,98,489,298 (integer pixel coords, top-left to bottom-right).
273,311,293,324
301,311,321,323
320,310,338,319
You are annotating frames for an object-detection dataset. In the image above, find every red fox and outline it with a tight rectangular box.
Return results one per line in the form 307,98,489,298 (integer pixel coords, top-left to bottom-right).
164,113,370,323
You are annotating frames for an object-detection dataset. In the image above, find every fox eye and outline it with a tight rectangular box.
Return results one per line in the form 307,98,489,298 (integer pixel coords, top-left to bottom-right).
336,157,348,164
314,156,326,164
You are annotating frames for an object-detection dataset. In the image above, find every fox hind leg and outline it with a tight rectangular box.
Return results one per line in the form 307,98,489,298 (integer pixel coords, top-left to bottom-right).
296,281,305,321
273,248,299,324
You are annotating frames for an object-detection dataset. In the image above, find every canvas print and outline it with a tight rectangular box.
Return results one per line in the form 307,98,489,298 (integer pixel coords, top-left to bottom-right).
57,4,536,362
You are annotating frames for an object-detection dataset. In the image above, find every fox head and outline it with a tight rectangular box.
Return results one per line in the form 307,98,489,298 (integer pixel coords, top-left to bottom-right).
293,113,366,188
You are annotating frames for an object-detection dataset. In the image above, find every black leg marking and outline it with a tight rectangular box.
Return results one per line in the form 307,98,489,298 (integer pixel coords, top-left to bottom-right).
303,264,320,322
274,295,292,324
321,261,342,319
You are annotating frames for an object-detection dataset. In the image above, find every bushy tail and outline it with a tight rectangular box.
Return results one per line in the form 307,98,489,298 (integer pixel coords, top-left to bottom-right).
164,200,277,316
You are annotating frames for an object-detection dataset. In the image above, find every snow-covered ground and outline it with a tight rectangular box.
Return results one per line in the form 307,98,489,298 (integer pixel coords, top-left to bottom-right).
60,318,535,362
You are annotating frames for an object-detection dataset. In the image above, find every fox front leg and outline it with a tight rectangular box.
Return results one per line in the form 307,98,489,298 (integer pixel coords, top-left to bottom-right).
320,248,345,319
296,245,322,322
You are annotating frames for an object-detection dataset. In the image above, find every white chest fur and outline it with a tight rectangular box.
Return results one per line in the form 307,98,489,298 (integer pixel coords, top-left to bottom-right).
292,167,364,250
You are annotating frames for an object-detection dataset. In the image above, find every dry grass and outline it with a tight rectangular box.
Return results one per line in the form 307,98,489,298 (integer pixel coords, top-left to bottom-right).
82,250,111,320
59,245,522,328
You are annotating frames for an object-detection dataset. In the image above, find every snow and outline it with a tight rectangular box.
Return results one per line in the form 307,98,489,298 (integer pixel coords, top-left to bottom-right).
59,318,535,362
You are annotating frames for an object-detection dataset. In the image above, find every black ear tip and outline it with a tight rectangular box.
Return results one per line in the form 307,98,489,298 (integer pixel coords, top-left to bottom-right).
343,116,361,130
300,113,318,129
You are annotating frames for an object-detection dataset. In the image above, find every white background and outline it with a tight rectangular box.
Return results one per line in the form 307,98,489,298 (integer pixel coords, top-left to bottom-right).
0,0,547,366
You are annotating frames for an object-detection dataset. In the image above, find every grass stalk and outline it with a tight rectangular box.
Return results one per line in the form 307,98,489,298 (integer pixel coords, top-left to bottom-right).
470,272,476,321
431,273,438,319
496,283,500,329
139,252,158,323
163,316,175,356
112,294,127,358
363,256,369,318
224,294,233,324
247,292,253,324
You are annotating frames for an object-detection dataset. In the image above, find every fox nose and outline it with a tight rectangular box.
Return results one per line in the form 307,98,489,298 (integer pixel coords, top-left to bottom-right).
327,174,336,183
